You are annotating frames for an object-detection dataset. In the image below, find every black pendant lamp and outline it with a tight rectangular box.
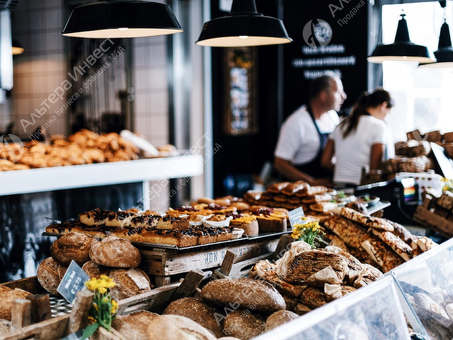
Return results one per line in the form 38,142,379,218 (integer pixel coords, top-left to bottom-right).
419,1,453,68
62,0,183,39
368,11,434,63
12,39,24,55
196,0,292,47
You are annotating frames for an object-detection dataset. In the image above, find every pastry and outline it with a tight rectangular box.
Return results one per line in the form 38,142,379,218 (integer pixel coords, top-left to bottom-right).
79,208,111,226
228,213,259,236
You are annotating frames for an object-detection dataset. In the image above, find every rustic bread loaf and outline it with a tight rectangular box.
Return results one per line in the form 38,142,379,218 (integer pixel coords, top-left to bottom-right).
89,236,140,268
50,232,97,266
112,311,159,340
37,257,67,296
0,286,32,321
201,278,285,313
265,310,299,331
146,314,217,340
164,297,224,338
82,261,111,279
109,268,152,300
223,309,265,340
280,249,348,285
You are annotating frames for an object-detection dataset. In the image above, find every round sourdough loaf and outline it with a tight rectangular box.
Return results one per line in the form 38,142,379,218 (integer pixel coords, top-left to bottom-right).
164,297,224,338
146,315,217,340
109,268,152,300
112,311,159,340
0,286,32,321
89,236,140,268
265,310,299,331
37,257,67,296
82,261,111,279
50,232,97,266
201,278,285,313
223,309,265,340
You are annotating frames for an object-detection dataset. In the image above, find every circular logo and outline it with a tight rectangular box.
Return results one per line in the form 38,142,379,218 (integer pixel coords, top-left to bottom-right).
0,134,24,162
303,19,333,47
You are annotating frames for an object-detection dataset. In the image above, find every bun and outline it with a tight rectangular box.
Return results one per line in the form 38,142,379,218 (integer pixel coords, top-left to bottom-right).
37,257,67,296
82,261,111,279
265,310,299,331
109,268,152,300
223,309,265,340
112,311,159,340
146,314,217,340
50,232,97,266
201,278,286,313
89,236,141,268
0,286,32,321
164,297,223,338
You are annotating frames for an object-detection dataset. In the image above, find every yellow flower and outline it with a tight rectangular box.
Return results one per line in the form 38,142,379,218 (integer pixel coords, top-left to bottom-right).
111,299,118,314
88,316,96,322
93,303,99,312
98,287,107,294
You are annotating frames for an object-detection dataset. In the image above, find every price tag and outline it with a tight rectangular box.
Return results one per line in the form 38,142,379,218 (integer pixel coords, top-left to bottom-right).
288,207,305,227
57,260,89,303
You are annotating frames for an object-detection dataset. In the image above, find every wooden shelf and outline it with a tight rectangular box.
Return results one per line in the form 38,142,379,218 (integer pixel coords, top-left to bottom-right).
0,155,203,196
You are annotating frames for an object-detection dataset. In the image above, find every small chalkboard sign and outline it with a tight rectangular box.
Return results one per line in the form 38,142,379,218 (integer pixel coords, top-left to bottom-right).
288,207,305,227
57,260,90,303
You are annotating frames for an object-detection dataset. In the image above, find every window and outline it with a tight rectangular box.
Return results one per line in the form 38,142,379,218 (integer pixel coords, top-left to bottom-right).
382,2,453,142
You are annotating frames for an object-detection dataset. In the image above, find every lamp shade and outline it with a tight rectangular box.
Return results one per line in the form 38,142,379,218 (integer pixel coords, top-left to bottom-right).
368,12,434,63
419,21,453,68
196,0,292,47
62,0,183,39
12,38,24,55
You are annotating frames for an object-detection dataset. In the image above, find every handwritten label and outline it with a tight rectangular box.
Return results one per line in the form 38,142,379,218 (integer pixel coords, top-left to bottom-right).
288,207,305,227
57,260,89,303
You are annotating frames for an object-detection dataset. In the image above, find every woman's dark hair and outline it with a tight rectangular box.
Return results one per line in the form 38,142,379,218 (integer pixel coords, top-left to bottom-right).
340,88,393,139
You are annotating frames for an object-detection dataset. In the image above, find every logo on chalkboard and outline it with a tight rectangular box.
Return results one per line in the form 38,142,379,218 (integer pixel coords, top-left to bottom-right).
0,134,24,162
303,19,333,48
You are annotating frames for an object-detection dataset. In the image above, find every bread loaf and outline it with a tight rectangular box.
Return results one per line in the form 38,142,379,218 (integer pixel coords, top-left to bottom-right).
280,249,348,285
82,261,111,279
146,314,217,340
37,257,67,296
265,310,299,331
201,278,285,313
164,297,223,338
112,311,159,340
89,236,141,268
223,309,265,340
0,286,32,321
109,268,152,300
50,232,97,266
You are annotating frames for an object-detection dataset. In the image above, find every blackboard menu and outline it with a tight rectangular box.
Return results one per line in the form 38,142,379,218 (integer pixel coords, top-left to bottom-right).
282,0,369,117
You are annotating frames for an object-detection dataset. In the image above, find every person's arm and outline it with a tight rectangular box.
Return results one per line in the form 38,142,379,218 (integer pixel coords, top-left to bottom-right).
370,143,385,170
321,139,335,170
274,157,332,186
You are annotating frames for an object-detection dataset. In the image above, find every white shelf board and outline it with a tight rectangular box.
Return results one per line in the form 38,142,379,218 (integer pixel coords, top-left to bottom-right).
0,154,203,196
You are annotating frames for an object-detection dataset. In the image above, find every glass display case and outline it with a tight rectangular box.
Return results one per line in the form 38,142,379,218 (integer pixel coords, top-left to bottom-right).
254,276,412,340
390,237,453,340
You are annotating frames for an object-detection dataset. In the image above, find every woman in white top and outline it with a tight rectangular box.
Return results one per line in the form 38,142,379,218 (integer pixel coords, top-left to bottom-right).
321,88,395,187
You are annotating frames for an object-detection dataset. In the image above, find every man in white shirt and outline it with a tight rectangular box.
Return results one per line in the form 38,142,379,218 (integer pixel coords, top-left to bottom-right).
274,74,347,186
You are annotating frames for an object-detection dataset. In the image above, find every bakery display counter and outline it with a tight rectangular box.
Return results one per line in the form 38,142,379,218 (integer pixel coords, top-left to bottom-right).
0,154,203,197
